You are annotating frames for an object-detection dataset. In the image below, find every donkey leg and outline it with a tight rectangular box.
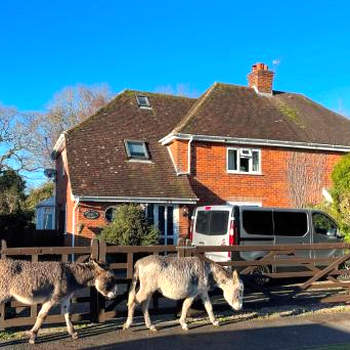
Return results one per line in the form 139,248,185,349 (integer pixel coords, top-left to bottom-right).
61,297,78,340
200,292,219,327
179,296,195,330
142,296,156,331
27,299,56,344
123,288,151,330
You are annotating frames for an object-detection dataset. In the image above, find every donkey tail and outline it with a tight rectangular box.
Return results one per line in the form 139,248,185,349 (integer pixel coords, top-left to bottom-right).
127,263,139,307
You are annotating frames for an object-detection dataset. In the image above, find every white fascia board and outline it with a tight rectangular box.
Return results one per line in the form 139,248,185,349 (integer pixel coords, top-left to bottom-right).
161,133,350,153
53,133,67,154
78,196,198,204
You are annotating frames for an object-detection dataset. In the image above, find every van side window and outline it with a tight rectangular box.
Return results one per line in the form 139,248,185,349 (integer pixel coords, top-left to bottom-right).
274,211,308,236
242,210,273,235
196,211,210,235
312,213,337,236
195,211,229,236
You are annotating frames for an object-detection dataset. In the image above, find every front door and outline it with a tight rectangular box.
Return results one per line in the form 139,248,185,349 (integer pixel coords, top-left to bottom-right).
154,205,177,245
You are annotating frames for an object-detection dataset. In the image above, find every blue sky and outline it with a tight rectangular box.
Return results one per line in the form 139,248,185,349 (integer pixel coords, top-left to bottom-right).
0,0,349,116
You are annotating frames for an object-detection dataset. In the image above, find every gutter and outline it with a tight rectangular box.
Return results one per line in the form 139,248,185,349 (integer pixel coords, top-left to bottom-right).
160,133,350,153
77,196,198,204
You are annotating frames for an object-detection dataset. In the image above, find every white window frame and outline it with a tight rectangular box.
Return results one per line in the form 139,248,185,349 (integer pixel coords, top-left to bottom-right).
136,95,152,109
125,140,150,160
227,147,261,175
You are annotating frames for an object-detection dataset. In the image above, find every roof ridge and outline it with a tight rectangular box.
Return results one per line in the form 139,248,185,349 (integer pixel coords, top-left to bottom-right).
172,82,218,133
128,89,197,100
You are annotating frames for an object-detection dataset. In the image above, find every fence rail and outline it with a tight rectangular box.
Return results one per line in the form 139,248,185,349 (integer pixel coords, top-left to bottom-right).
1,239,350,329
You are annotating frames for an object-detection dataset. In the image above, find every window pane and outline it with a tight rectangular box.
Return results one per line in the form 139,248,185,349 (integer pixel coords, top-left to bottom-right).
159,206,165,236
242,210,273,235
195,211,210,234
274,211,308,236
128,142,146,157
105,207,117,222
228,150,237,171
252,151,259,172
146,204,154,225
136,95,150,107
240,157,249,172
167,206,174,237
210,211,229,235
312,213,337,236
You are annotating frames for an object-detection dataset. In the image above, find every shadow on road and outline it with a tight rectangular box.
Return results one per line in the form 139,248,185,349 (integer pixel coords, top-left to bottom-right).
79,323,350,350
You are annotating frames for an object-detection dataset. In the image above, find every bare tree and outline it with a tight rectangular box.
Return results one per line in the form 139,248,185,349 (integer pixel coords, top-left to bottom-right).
20,84,113,170
0,104,39,173
154,84,199,98
287,151,327,208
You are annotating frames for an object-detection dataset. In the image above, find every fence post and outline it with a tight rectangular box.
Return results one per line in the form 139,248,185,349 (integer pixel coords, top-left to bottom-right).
0,240,6,329
90,239,106,323
177,237,185,258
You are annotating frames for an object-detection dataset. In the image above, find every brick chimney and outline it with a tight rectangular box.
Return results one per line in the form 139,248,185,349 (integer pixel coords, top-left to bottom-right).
247,63,274,95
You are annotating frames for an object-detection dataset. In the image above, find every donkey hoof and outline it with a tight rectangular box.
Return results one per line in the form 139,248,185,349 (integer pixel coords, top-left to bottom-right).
26,331,36,344
181,323,189,331
72,332,79,340
213,320,220,327
122,323,130,331
149,325,158,332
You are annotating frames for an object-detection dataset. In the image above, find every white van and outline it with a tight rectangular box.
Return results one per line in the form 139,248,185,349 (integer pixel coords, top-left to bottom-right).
190,205,342,264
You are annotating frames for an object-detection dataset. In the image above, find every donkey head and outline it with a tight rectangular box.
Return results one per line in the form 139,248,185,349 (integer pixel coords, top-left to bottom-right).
220,269,244,311
91,260,118,299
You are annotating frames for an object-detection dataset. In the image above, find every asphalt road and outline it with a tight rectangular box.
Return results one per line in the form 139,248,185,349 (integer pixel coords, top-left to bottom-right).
2,311,350,350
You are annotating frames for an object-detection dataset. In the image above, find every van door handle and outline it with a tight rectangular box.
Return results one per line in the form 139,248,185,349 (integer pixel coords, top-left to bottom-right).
198,241,205,245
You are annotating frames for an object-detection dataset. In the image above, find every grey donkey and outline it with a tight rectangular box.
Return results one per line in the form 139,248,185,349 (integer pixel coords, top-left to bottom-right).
123,255,244,331
0,257,118,344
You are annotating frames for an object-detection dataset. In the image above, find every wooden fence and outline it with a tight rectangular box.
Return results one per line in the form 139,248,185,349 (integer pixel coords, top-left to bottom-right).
1,239,350,329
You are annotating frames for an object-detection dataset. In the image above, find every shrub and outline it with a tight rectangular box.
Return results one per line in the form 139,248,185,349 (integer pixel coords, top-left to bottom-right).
99,204,159,245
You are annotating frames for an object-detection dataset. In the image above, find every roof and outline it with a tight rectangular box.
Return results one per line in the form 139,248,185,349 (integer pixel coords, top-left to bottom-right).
61,82,350,201
65,90,198,201
36,196,55,208
171,83,350,147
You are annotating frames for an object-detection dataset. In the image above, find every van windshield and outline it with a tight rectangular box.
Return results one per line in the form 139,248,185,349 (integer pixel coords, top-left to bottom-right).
195,210,230,235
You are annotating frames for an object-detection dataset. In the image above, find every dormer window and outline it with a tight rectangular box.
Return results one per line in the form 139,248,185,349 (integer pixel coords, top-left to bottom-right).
136,95,151,109
125,140,150,160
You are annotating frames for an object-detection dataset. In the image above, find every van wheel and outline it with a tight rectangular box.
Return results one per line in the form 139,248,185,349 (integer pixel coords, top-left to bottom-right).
249,265,271,286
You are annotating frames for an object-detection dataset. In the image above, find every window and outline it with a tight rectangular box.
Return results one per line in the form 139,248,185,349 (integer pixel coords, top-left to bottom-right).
242,209,273,235
274,211,308,237
125,140,150,160
105,207,117,223
195,210,230,236
227,148,261,174
312,212,337,236
136,95,151,108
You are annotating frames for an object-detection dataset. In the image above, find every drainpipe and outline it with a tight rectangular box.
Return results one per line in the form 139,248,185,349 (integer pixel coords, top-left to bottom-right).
187,136,193,175
72,196,80,261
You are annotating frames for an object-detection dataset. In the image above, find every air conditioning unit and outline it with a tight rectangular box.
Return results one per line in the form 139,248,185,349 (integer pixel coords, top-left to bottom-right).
240,149,252,157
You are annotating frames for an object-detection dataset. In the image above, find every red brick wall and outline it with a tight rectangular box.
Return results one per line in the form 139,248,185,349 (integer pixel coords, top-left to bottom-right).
168,140,189,173
171,140,342,207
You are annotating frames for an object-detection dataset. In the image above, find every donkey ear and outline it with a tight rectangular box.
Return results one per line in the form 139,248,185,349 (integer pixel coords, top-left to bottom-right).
232,270,239,283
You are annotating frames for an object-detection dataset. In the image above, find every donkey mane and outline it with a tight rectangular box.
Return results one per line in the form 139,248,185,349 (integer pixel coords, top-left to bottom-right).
66,262,97,287
209,262,231,285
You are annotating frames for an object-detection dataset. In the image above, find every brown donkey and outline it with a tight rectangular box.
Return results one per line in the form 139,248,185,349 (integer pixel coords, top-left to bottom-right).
0,258,118,344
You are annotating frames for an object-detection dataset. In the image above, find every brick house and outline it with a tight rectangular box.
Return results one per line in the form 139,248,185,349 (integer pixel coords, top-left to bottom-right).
53,63,350,245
